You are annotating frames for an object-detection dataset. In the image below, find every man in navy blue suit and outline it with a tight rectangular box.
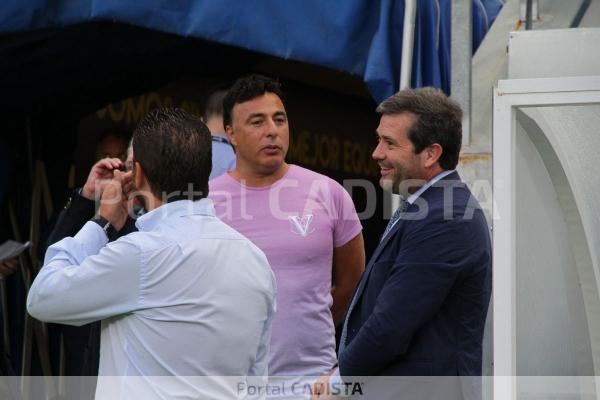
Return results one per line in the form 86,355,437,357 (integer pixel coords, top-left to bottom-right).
313,87,491,399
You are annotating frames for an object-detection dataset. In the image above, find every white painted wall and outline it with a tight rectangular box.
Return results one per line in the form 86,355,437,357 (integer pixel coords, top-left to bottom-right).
466,3,600,386
515,106,600,376
509,28,600,79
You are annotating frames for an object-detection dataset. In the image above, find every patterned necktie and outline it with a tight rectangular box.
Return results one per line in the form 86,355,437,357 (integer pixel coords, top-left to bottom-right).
381,199,409,241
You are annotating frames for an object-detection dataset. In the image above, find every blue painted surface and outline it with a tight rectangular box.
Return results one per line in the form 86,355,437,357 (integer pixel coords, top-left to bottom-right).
1,0,503,102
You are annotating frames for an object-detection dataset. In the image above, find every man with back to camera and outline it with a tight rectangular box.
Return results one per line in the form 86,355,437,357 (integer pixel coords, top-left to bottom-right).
27,108,277,399
40,91,238,379
209,75,366,383
312,87,492,400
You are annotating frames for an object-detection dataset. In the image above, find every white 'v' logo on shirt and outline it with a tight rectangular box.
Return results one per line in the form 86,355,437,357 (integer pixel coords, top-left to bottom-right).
288,214,315,237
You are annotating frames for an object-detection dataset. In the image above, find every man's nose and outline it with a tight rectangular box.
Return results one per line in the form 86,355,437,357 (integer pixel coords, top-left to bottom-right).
372,142,384,160
265,118,279,137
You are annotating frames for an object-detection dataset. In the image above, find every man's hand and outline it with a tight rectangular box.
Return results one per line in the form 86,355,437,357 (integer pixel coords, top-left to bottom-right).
97,170,133,231
81,158,124,200
311,369,337,400
0,257,18,277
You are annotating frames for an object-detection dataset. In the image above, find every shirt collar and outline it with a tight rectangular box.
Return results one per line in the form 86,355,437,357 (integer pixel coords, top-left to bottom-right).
406,169,455,205
135,198,215,231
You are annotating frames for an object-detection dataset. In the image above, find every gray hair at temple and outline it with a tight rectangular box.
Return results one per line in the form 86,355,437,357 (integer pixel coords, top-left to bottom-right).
376,87,463,170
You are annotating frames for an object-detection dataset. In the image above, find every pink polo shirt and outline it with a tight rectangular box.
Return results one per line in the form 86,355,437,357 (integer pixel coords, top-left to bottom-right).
209,165,362,376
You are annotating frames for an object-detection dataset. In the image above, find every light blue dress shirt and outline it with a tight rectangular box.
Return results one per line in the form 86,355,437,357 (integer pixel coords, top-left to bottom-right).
209,134,236,180
27,199,276,398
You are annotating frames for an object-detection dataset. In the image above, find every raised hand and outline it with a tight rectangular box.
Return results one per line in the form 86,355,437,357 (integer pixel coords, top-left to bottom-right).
97,170,134,231
81,158,124,200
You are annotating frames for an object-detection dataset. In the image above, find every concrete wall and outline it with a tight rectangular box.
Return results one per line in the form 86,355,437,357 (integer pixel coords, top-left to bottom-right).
463,1,600,382
515,106,600,376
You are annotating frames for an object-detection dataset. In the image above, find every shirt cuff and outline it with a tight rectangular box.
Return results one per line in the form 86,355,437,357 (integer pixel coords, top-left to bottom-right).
74,221,109,256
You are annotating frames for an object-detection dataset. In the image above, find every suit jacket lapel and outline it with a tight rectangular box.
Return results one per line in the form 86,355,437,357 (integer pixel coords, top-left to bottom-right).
342,172,463,333
348,213,407,310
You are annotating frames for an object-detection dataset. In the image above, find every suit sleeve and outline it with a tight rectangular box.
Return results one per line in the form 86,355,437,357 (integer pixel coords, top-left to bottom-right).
338,218,474,377
45,189,96,252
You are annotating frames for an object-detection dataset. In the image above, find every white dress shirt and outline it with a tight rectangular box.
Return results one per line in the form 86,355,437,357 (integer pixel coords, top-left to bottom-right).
405,169,455,205
27,199,276,399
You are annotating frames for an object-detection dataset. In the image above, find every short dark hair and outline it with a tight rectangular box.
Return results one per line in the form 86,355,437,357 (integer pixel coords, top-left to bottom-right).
376,87,463,170
203,89,228,120
132,108,212,201
222,74,285,127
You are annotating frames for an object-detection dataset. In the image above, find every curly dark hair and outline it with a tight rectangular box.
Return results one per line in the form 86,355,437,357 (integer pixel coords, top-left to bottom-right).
132,108,212,201
376,87,463,170
222,74,285,127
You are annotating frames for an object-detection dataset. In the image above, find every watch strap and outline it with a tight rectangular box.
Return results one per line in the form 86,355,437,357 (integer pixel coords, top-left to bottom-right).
90,214,115,236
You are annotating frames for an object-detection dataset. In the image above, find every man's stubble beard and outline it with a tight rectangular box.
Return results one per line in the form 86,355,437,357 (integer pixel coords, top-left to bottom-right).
381,166,410,197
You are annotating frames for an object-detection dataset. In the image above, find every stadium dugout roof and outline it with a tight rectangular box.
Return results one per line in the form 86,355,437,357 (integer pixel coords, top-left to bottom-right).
0,0,502,113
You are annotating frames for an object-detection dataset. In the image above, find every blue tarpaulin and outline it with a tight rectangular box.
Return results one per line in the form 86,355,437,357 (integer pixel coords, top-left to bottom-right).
0,0,503,103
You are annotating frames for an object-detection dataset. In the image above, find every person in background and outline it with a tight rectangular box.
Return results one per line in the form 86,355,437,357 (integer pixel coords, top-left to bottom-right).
202,88,236,180
94,130,129,162
209,74,365,381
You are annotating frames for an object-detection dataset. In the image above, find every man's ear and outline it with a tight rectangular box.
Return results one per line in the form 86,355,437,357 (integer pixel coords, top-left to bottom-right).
423,143,443,168
134,161,145,190
225,125,237,147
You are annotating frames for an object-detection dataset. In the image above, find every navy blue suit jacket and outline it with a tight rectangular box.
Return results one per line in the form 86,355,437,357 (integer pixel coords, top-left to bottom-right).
339,171,491,377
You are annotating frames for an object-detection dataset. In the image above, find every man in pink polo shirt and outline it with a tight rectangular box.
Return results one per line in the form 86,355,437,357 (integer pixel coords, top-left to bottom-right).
209,75,365,379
